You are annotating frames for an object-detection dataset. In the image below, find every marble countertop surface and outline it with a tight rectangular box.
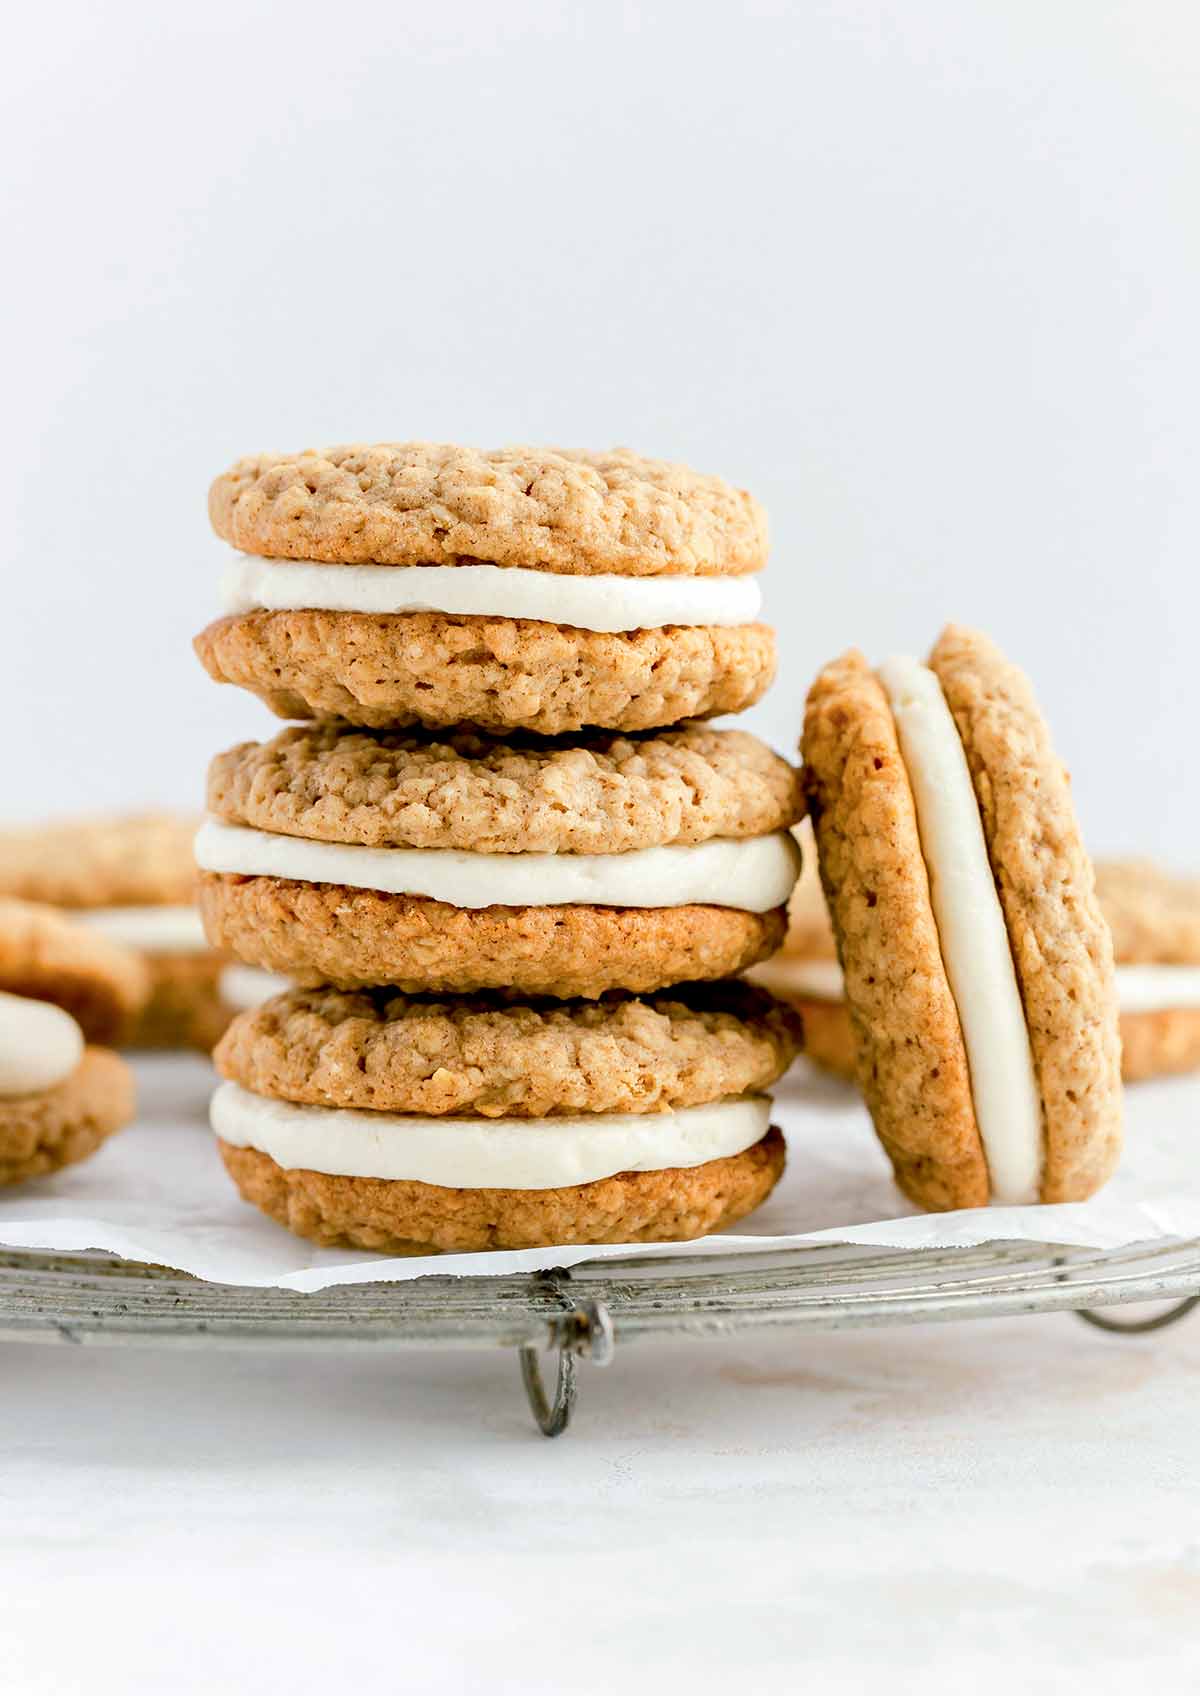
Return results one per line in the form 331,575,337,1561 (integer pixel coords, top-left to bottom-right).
3,1279,1198,1693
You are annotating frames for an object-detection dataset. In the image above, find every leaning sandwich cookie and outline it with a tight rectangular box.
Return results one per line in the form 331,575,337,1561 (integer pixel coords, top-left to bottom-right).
802,625,1122,1210
0,814,240,1050
211,983,798,1253
195,444,776,735
1095,860,1200,1081
0,901,137,1181
196,722,803,998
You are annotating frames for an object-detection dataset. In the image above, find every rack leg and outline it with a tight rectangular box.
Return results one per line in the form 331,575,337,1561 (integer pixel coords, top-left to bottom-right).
517,1298,615,1437
1076,1295,1200,1335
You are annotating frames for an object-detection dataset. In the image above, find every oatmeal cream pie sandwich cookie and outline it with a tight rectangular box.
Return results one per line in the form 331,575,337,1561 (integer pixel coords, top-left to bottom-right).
211,982,799,1253
196,722,803,998
802,625,1122,1211
0,900,137,1182
196,443,776,735
1095,859,1200,1082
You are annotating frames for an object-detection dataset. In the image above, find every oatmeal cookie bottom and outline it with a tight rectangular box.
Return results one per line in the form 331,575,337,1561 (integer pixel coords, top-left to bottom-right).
218,1127,785,1254
194,610,776,735
198,873,786,998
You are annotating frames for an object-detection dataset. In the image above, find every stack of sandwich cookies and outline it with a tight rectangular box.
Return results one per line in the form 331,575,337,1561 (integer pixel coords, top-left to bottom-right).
197,722,801,998
0,814,243,1050
0,900,137,1181
1095,861,1200,1081
803,625,1122,1211
196,444,775,734
212,984,798,1252
196,441,802,1251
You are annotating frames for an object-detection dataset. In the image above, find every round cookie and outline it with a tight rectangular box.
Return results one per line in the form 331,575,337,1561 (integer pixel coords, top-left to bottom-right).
802,626,1122,1211
195,613,776,737
0,1047,135,1185
197,723,803,998
1094,860,1200,1081
208,444,769,574
0,909,137,1180
0,814,237,1052
212,983,798,1254
0,898,147,1044
215,982,800,1118
198,443,776,734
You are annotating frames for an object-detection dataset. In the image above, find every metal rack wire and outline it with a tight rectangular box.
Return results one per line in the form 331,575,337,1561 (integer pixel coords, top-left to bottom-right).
0,1234,1196,1434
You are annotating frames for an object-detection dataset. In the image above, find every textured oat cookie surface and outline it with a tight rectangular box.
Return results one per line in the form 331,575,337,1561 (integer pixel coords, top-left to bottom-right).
220,1128,785,1255
207,722,801,855
1094,859,1200,964
195,611,776,736
0,898,148,1044
0,813,199,908
802,650,989,1210
216,983,801,1118
199,873,786,998
0,1047,135,1184
210,444,768,575
930,625,1123,1204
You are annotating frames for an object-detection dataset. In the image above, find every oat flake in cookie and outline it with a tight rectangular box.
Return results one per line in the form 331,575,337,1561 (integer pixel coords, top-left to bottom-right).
197,722,804,998
196,442,777,734
211,983,799,1254
802,624,1122,1211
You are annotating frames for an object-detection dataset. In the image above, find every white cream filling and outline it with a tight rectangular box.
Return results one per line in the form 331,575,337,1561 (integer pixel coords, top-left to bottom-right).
211,1081,771,1189
878,656,1044,1205
220,966,294,1010
194,818,801,914
75,905,209,956
219,554,762,633
752,957,845,1003
0,992,84,1097
1115,964,1200,1014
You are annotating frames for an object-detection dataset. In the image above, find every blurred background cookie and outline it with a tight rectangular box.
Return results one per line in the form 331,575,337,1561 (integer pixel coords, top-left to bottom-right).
0,900,136,1181
0,813,242,1050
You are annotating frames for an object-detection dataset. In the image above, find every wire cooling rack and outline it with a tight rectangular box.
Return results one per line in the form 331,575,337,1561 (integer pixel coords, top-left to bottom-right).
0,1236,1196,1434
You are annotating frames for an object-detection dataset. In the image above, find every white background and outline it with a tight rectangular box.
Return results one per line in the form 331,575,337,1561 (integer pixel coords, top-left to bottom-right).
3,6,1200,1693
3,1,1198,856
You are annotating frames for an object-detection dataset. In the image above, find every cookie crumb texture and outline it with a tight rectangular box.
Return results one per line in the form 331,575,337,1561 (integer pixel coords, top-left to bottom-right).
198,873,786,998
0,1048,135,1184
207,722,801,856
219,1127,785,1254
195,611,776,735
802,651,989,1210
216,984,801,1118
930,625,1123,1203
209,444,768,576
1120,1008,1200,1083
